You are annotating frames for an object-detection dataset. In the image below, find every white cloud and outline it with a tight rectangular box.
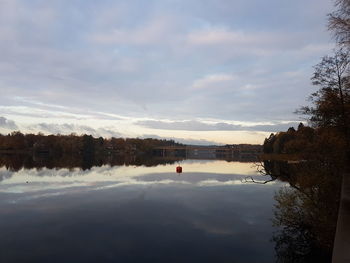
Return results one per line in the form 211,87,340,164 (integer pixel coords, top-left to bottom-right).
187,28,301,49
188,28,255,46
186,27,333,59
91,16,177,46
192,73,235,90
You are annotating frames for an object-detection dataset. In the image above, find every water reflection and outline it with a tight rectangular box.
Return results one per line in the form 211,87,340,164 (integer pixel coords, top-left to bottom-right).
0,156,281,263
0,159,263,197
1,154,339,262
0,151,259,172
263,160,341,263
0,153,181,171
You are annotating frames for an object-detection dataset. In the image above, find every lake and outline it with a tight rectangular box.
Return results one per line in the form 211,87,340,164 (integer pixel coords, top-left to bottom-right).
0,158,287,262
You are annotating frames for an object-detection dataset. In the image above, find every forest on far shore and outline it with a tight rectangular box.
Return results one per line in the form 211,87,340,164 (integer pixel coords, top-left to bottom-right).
0,132,182,156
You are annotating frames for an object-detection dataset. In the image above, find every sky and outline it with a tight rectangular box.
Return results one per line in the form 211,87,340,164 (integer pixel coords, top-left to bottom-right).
0,0,336,144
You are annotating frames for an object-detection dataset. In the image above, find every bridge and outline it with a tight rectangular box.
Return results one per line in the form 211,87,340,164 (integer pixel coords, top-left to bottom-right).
153,145,262,160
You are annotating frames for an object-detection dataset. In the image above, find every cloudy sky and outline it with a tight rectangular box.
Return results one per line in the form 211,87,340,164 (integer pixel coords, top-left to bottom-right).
0,0,335,144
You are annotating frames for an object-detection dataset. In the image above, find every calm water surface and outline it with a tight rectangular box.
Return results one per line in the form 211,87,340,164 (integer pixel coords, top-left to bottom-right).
0,159,285,263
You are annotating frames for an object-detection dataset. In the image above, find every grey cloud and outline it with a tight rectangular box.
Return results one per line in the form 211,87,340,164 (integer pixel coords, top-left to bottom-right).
0,116,18,130
35,123,67,134
0,0,333,126
29,123,121,138
137,120,238,131
137,120,301,132
252,123,301,132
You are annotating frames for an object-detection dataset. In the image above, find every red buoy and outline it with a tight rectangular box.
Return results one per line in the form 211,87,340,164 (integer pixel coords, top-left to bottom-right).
176,166,182,173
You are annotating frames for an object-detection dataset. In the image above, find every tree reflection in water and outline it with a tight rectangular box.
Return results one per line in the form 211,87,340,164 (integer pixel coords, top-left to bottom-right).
262,160,342,262
0,153,182,172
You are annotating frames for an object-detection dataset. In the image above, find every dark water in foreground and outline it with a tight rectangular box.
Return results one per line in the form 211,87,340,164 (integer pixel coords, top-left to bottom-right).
0,159,286,262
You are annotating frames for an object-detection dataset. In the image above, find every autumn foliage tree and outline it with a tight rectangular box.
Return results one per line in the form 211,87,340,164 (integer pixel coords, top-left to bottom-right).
299,49,350,137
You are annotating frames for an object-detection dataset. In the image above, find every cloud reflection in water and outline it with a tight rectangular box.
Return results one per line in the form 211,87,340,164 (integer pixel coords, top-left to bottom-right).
0,160,275,199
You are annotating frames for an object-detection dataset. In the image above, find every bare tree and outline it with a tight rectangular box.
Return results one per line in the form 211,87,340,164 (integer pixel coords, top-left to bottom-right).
329,0,350,47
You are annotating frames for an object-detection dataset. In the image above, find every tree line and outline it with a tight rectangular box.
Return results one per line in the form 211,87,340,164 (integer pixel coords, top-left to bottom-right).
0,131,182,156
